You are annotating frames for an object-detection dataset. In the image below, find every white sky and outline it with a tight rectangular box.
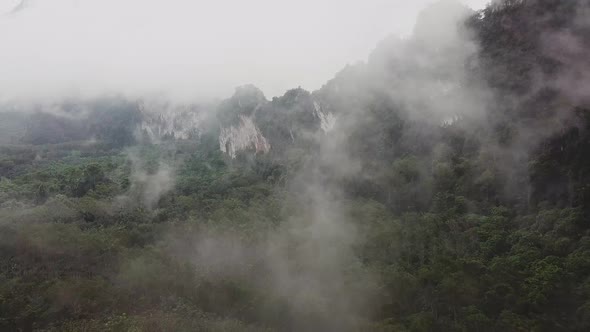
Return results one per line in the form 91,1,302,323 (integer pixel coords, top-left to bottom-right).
0,0,490,101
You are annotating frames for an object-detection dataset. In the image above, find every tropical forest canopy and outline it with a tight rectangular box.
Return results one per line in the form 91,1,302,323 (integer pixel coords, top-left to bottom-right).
1,0,590,331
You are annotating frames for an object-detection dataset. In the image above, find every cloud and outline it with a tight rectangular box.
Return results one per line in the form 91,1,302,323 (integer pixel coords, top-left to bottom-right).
0,0,489,102
123,147,175,209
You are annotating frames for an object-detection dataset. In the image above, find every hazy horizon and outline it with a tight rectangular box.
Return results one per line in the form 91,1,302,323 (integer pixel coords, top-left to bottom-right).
0,0,489,102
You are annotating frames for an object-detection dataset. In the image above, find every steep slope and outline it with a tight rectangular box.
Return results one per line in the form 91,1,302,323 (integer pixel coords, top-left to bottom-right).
1,1,590,331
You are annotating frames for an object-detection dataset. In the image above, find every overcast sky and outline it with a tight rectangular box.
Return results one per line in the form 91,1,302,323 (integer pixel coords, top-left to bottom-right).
0,0,490,101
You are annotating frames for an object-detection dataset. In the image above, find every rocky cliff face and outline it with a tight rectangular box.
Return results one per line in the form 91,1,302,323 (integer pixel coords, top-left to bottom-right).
313,101,336,133
137,100,203,142
216,86,338,158
219,115,270,158
1,85,335,156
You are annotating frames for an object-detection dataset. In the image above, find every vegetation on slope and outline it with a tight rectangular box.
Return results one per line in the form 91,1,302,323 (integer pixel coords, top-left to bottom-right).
1,0,589,331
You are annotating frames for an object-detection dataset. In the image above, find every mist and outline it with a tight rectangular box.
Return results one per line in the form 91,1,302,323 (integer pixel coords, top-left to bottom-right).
0,0,488,102
2,0,590,331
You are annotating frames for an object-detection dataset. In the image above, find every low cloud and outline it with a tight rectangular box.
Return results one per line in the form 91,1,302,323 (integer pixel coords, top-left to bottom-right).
0,0,489,102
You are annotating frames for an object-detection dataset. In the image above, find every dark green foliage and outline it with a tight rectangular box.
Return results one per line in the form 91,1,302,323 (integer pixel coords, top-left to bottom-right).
1,0,590,331
217,85,267,126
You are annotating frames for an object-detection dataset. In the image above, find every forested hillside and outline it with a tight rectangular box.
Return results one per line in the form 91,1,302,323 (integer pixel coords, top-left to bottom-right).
1,0,589,331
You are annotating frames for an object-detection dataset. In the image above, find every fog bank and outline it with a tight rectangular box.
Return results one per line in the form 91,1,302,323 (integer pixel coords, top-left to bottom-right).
0,0,488,102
